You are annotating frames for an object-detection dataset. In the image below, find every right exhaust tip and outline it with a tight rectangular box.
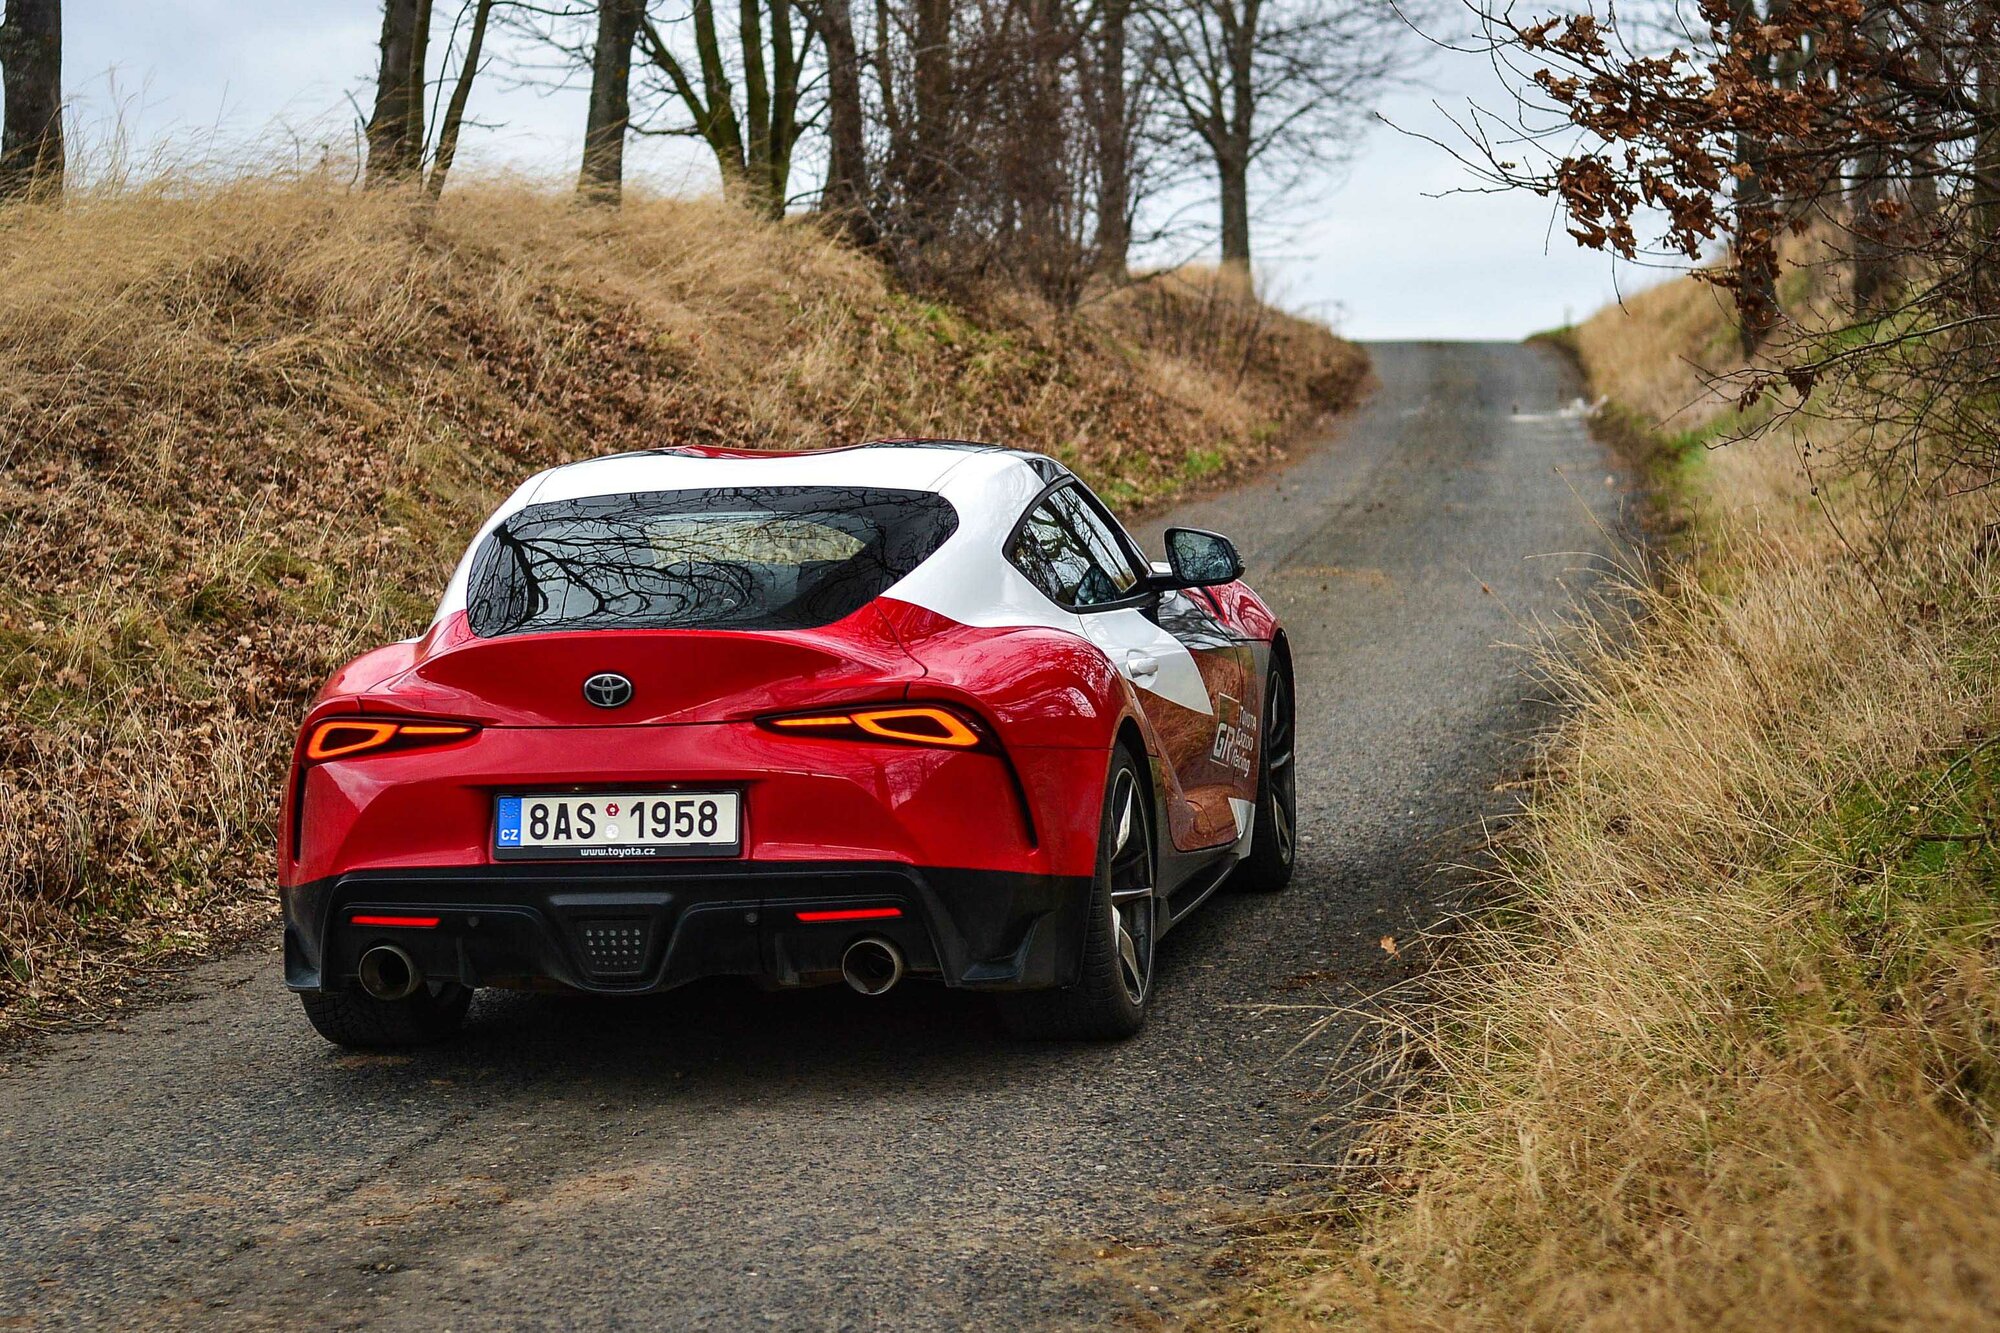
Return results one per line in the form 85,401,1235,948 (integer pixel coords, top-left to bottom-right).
357,943,423,1002
841,937,904,996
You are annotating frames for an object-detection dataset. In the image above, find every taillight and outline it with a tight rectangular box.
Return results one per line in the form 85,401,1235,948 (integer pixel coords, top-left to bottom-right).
758,704,987,750
304,718,478,763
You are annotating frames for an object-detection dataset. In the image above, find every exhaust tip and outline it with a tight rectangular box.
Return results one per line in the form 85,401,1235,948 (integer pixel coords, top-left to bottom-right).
357,943,422,1002
841,937,904,996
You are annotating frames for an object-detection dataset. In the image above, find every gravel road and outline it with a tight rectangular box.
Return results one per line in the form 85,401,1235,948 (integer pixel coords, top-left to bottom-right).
0,341,1631,1330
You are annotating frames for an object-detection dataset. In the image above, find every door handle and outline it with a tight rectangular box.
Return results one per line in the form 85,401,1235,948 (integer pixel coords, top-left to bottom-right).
1124,652,1160,681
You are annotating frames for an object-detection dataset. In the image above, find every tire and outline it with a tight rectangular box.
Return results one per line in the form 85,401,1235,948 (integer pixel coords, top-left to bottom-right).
1229,656,1297,893
999,748,1157,1041
298,981,472,1049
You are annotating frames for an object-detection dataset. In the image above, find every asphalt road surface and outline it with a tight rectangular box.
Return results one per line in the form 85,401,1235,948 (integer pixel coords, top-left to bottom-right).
0,342,1632,1330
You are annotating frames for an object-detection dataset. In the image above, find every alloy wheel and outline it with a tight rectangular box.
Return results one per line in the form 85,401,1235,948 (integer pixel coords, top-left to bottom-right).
1266,670,1296,866
1105,767,1156,1005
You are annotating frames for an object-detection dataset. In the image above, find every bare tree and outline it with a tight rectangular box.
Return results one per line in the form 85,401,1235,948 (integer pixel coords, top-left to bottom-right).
427,0,499,198
578,0,639,202
632,0,815,216
856,0,1107,298
1150,0,1408,270
0,0,62,201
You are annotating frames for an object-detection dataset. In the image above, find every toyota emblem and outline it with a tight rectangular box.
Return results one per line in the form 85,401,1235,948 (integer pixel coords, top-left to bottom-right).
582,672,634,709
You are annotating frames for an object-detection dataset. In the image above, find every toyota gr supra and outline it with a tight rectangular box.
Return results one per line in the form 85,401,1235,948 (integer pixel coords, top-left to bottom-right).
280,440,1295,1046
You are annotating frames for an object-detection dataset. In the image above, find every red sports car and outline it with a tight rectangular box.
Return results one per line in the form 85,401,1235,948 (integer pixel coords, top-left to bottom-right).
280,441,1295,1046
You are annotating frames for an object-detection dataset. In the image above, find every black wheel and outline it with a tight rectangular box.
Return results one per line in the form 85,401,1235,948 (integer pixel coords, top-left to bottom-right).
298,981,472,1049
1230,657,1296,892
999,748,1156,1041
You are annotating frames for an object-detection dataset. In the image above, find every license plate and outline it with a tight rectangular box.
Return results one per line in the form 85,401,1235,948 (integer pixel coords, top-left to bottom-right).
494,792,741,859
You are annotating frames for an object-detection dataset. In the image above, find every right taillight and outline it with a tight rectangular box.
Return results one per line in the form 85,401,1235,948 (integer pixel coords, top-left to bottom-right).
757,704,988,750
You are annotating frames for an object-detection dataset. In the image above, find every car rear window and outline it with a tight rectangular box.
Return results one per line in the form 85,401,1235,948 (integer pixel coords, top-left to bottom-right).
464,486,959,637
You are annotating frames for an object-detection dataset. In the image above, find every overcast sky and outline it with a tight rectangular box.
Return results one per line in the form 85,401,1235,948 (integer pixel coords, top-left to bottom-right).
64,0,1654,340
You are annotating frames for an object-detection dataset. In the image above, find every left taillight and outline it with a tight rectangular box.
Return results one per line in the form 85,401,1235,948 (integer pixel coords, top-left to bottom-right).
303,718,479,763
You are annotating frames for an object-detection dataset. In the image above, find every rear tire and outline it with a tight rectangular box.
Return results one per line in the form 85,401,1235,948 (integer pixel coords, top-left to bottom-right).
298,982,472,1049
1229,657,1296,893
999,749,1156,1041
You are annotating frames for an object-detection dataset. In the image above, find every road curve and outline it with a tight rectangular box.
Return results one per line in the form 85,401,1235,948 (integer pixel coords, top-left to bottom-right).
0,342,1630,1330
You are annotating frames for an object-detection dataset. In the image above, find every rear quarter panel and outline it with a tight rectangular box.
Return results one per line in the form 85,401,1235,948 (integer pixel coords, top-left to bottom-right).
878,600,1145,876
1202,579,1278,642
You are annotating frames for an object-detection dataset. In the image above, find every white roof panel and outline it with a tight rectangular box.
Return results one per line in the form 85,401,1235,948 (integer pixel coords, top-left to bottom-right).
429,442,1062,626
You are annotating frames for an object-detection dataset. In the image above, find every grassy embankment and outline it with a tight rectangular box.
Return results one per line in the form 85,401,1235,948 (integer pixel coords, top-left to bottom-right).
1220,270,2000,1327
0,177,1365,1036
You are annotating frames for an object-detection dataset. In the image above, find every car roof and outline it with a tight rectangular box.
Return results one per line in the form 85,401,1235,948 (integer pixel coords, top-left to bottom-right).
428,440,1077,628
513,439,1068,511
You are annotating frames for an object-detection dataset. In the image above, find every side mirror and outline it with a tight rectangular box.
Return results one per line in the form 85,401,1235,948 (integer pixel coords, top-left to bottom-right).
1160,527,1243,588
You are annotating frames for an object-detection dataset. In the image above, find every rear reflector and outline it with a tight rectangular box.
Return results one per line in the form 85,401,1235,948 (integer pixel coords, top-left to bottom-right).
350,914,441,928
795,907,904,923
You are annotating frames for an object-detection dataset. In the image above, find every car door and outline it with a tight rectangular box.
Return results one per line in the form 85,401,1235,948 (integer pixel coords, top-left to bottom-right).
1079,490,1260,850
1006,483,1236,851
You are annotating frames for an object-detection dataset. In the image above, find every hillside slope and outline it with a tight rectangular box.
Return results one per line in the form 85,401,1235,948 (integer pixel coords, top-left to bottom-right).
1216,271,2000,1327
0,179,1364,1032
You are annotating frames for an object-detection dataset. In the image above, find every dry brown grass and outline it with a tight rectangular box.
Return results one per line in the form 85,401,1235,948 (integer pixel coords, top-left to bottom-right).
0,173,1364,1033
1211,272,2000,1330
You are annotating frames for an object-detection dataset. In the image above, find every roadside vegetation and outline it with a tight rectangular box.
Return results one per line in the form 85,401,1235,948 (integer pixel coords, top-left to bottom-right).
1215,256,2000,1328
1202,0,2000,1316
0,176,1364,1036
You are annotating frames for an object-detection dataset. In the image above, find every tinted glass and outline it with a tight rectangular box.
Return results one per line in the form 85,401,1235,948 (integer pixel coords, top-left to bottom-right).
1008,484,1140,608
465,487,958,637
1167,528,1241,584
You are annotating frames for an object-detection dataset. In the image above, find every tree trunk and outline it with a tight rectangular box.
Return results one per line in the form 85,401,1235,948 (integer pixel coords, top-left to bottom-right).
1729,0,1779,352
909,0,953,234
1849,2,1895,312
1905,0,1943,218
1731,147,1780,352
1851,150,1894,313
1218,151,1251,271
407,0,434,161
1974,40,2000,307
1219,0,1256,272
1092,0,1131,274
739,0,772,211
763,0,802,214
366,0,422,185
578,0,638,204
689,0,749,187
425,0,495,200
0,0,63,201
815,0,872,241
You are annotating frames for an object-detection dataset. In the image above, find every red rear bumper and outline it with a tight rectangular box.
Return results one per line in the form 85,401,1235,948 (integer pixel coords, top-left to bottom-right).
280,720,1109,996
282,860,1093,995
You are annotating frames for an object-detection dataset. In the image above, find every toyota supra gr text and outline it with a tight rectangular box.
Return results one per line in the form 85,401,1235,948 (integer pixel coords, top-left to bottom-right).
279,440,1296,1046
